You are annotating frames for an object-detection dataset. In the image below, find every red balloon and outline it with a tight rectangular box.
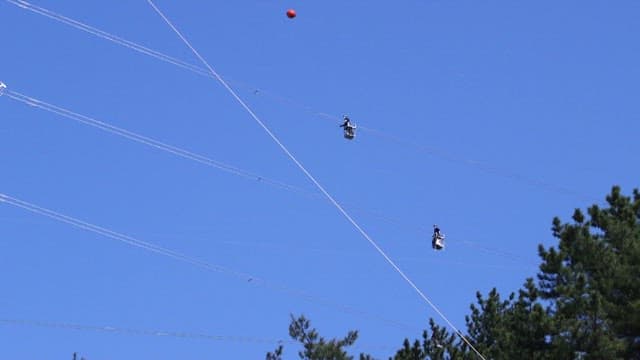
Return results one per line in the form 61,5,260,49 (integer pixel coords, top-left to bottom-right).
286,9,296,19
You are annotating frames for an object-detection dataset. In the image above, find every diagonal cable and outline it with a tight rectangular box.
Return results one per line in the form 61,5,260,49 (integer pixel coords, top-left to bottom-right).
145,2,486,358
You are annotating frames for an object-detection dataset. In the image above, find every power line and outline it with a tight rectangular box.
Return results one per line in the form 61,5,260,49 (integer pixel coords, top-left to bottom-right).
0,192,416,332
0,318,397,352
0,86,410,238
1,0,537,271
0,318,291,345
4,0,597,205
1,85,535,266
2,88,312,197
2,2,534,354
4,0,212,79
359,128,598,204
145,2,486,359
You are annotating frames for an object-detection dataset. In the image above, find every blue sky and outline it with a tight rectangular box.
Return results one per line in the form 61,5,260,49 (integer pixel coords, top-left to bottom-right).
1,1,639,359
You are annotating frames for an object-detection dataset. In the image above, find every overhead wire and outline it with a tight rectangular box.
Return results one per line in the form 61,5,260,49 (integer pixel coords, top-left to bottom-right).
3,0,597,205
4,0,213,79
143,237,535,272
0,192,417,332
6,0,603,211
0,4,551,358
0,193,531,347
0,1,539,269
359,128,598,204
0,318,396,352
0,3,539,356
0,86,410,237
0,318,292,345
144,2,486,358
2,0,532,345
2,88,311,196
1,85,535,267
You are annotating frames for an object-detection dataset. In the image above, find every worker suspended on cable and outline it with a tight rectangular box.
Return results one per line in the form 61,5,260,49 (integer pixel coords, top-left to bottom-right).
432,224,445,250
340,115,356,140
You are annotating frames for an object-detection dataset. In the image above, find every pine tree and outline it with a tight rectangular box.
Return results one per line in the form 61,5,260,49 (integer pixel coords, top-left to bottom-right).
266,314,373,360
538,186,640,359
391,319,469,360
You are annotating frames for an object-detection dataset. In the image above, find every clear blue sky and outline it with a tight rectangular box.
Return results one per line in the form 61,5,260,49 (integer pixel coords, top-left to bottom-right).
1,1,639,359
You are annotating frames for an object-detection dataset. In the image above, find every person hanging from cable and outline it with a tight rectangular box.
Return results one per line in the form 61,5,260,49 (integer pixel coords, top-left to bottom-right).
432,224,445,250
340,115,356,140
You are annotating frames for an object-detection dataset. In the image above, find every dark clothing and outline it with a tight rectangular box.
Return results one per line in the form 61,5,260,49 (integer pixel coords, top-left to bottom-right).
432,227,442,249
341,119,355,138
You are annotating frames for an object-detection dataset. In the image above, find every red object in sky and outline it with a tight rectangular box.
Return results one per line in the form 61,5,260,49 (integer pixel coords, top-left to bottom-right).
286,9,296,19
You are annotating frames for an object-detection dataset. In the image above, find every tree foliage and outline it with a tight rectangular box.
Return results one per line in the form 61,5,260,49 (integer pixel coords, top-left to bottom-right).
267,314,373,360
537,186,640,359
